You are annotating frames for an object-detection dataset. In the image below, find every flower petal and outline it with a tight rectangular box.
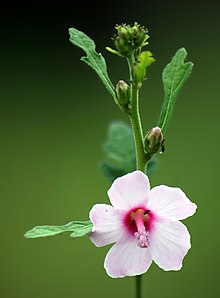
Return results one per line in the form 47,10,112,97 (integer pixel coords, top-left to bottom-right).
89,204,125,247
148,220,191,271
104,235,152,278
148,185,197,221
107,171,150,210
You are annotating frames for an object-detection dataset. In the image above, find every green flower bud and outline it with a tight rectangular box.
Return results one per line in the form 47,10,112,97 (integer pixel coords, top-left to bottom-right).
116,80,130,104
144,126,164,154
118,26,128,38
115,80,131,112
114,36,131,57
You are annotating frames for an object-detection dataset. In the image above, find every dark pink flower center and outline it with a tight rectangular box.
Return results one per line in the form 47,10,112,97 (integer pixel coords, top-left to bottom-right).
124,207,153,248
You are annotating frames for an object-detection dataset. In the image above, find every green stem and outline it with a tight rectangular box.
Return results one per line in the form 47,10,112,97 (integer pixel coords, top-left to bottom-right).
127,56,146,298
128,56,147,173
136,275,142,298
129,85,147,172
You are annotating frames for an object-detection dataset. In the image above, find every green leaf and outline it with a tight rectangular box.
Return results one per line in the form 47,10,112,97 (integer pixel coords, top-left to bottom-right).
24,220,93,239
70,222,93,238
69,28,115,98
103,121,136,169
146,157,159,176
134,51,155,88
100,121,136,181
99,160,127,183
100,121,159,181
158,48,193,132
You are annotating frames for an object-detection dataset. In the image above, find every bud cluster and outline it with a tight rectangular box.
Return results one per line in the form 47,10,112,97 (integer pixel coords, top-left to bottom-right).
107,22,149,57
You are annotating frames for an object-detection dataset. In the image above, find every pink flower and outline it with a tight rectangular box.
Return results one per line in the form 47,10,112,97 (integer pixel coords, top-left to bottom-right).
89,171,197,278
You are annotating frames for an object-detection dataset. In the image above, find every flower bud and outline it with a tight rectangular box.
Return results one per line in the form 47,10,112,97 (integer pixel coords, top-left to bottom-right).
116,80,130,105
115,80,131,112
144,127,164,154
114,36,131,57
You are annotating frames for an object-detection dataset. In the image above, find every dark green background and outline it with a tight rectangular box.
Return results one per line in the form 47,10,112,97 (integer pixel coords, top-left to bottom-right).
1,2,219,297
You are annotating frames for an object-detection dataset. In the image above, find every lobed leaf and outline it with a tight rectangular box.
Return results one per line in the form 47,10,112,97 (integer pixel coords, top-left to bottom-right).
158,48,193,132
69,28,115,98
134,51,155,87
24,220,93,239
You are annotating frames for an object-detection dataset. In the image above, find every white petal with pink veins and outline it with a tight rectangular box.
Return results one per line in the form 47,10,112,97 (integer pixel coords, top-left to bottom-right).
148,220,191,271
108,171,150,210
147,185,197,221
104,234,152,278
89,204,125,247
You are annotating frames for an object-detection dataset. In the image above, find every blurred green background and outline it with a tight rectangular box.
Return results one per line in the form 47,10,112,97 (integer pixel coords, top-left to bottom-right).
1,2,219,297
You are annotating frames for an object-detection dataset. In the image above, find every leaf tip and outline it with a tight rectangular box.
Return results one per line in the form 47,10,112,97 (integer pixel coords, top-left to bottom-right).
24,230,32,239
68,27,74,39
179,47,187,53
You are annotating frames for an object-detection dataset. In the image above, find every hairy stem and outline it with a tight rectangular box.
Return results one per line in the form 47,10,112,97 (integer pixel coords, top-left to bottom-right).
129,85,147,172
128,56,147,173
127,55,146,298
